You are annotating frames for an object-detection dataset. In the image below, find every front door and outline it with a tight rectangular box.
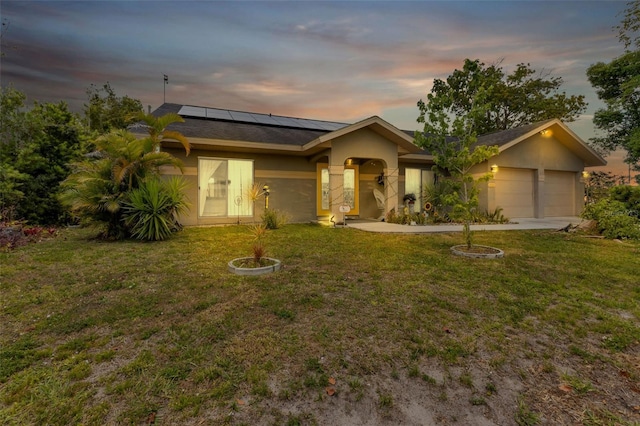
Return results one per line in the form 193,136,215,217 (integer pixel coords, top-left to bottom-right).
317,164,359,216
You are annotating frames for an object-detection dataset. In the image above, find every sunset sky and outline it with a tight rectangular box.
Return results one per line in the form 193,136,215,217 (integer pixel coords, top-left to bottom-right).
1,0,635,179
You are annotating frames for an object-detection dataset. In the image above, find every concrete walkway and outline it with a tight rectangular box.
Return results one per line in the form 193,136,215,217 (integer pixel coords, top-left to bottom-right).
344,217,585,233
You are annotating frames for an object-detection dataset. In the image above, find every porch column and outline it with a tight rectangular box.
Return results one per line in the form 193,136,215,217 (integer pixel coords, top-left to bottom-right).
576,171,586,215
486,178,496,213
534,168,544,218
329,164,345,222
384,167,399,215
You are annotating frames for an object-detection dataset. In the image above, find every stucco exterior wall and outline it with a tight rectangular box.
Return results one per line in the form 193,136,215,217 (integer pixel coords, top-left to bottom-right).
162,148,317,225
330,128,399,169
160,129,590,225
475,134,586,218
328,128,400,220
492,134,584,171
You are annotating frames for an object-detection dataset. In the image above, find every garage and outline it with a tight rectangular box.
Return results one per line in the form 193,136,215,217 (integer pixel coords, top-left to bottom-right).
494,167,535,218
544,171,576,217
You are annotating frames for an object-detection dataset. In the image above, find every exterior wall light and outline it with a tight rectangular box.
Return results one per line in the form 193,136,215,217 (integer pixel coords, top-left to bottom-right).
582,171,590,179
345,158,353,166
263,185,270,210
491,164,499,173
540,129,552,137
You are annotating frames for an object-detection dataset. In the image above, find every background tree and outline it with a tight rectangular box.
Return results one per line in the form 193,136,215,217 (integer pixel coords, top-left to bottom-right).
84,82,143,133
587,1,640,182
415,86,499,248
584,171,626,204
617,0,640,51
0,87,87,224
60,113,190,240
0,87,31,218
431,59,587,135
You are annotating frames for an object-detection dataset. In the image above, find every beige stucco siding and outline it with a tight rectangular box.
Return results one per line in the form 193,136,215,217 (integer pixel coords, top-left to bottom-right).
327,128,401,219
480,134,586,218
329,128,399,169
162,148,316,225
493,134,585,171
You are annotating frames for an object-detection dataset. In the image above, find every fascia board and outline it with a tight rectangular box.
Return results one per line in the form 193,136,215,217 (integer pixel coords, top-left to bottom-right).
170,136,307,153
552,121,607,166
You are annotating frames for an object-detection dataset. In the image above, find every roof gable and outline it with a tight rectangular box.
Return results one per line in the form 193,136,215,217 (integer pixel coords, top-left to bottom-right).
304,116,424,155
477,119,606,167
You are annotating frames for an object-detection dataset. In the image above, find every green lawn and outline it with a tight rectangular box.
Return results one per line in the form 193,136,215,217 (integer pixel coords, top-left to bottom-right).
1,225,639,425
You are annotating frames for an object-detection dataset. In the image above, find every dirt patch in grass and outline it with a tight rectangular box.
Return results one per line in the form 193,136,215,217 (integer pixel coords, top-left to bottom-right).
1,225,639,425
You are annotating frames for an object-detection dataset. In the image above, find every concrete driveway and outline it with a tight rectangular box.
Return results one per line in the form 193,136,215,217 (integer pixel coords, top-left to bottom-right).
345,217,584,233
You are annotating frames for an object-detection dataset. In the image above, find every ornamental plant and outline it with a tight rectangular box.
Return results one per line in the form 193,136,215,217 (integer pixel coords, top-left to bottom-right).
123,177,190,241
60,113,190,240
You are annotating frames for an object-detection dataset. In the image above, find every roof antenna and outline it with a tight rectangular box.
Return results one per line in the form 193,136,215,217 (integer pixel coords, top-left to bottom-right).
163,74,168,103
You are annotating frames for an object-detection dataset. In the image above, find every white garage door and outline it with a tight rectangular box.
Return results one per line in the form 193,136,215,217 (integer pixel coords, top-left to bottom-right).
494,168,534,218
545,171,576,217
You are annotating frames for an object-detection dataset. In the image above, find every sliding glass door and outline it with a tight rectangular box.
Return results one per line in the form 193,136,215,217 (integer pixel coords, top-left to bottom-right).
199,158,253,217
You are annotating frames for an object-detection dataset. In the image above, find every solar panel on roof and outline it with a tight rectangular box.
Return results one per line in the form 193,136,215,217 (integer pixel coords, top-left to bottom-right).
205,108,233,120
321,122,348,131
179,104,348,131
250,113,281,126
229,111,258,122
271,116,300,127
178,106,206,118
304,120,334,131
313,122,333,130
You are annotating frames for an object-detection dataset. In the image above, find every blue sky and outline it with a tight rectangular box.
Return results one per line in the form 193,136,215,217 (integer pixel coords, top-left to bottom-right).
1,0,632,175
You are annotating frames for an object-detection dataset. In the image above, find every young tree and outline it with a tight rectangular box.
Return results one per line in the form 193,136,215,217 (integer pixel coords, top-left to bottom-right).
587,1,640,180
430,59,587,135
415,86,499,248
60,113,190,239
84,82,143,133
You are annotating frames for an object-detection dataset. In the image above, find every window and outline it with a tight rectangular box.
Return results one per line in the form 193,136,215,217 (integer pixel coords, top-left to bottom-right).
320,168,330,211
405,168,434,210
199,158,253,217
343,168,356,210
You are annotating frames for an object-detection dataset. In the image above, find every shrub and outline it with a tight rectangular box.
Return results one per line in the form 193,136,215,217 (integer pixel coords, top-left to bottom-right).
608,185,640,213
582,198,640,239
470,207,509,224
262,209,288,229
0,219,58,251
422,180,455,219
123,177,190,241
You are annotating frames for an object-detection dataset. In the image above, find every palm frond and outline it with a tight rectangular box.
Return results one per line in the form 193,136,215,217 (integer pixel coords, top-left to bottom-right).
139,151,185,173
154,113,184,130
160,130,190,156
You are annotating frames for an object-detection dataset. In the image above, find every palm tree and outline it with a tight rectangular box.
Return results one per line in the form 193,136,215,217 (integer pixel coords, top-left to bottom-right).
132,111,190,157
60,113,190,239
